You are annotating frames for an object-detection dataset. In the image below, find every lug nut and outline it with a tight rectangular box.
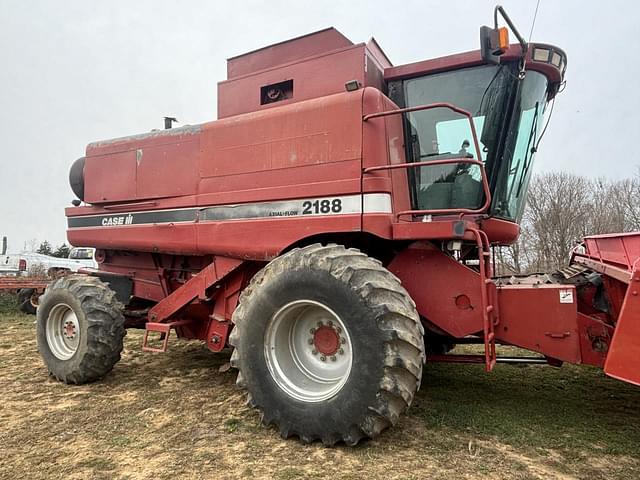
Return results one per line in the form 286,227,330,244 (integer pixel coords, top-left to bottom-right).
340,337,346,344
312,349,318,355
336,327,342,334
320,356,326,362
309,328,315,334
331,356,337,362
328,321,333,327
308,338,314,345
317,321,323,327
339,348,344,355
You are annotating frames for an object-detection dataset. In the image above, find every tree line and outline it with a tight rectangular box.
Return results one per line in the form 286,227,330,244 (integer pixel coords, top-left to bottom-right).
495,171,640,275
34,241,71,258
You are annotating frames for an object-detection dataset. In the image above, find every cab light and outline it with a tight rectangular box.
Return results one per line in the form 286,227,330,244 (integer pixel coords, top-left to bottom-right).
497,27,509,51
533,47,550,62
551,52,562,67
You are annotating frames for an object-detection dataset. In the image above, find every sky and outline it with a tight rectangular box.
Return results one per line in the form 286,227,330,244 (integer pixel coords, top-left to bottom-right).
0,0,638,252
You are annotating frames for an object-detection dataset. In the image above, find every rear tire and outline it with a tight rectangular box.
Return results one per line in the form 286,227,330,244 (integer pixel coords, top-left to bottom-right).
36,275,125,384
229,244,425,445
17,288,37,315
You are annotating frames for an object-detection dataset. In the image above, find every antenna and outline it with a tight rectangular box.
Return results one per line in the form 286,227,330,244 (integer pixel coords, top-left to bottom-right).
528,0,541,42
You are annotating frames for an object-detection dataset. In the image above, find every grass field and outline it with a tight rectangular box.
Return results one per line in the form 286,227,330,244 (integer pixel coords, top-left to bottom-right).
1,294,639,479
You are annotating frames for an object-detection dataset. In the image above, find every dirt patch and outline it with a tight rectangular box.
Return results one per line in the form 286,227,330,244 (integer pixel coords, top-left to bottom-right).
1,312,639,479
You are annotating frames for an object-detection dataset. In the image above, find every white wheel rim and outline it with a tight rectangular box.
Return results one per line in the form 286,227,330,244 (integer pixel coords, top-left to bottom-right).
264,299,353,403
46,303,80,360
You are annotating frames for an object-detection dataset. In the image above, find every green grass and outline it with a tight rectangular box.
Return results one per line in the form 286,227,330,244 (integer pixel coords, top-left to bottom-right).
405,346,640,478
0,292,18,313
417,351,640,455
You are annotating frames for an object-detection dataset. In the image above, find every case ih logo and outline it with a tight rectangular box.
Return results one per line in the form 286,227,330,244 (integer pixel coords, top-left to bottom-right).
101,214,134,227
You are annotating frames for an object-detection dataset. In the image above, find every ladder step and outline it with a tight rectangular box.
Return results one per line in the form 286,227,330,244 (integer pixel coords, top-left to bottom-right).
142,320,193,353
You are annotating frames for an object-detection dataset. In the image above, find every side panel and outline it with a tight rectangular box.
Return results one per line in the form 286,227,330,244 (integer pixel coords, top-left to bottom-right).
218,46,367,119
584,232,640,270
390,242,584,364
84,127,201,204
84,150,137,203
604,266,640,385
496,285,581,363
388,242,485,338
68,89,405,260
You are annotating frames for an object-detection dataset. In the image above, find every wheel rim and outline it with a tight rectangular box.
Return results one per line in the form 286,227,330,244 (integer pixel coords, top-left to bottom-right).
45,303,80,360
264,300,353,403
30,293,39,308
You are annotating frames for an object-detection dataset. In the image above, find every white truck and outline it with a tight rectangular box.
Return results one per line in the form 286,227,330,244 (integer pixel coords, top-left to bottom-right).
0,247,97,277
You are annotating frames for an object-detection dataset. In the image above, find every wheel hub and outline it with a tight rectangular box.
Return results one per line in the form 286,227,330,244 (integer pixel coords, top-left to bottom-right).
312,325,340,356
63,320,77,339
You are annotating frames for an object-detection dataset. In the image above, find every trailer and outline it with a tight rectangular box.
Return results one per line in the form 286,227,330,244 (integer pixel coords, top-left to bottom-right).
34,7,638,445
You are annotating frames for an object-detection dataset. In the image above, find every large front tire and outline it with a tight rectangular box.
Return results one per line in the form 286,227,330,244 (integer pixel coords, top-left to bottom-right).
36,275,125,384
229,244,425,445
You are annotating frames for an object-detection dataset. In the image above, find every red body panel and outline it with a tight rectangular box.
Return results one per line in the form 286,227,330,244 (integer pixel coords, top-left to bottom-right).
496,285,580,363
584,232,640,271
388,243,487,338
604,260,640,385
390,243,586,365
70,90,374,257
226,28,353,79
385,43,564,87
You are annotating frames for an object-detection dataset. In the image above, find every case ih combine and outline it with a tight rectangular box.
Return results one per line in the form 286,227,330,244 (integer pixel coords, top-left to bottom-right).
37,8,639,445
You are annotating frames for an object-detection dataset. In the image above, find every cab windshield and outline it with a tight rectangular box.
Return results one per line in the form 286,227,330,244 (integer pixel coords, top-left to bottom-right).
397,63,549,222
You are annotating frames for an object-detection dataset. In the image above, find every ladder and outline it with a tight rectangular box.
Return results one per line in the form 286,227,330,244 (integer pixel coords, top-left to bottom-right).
468,227,498,371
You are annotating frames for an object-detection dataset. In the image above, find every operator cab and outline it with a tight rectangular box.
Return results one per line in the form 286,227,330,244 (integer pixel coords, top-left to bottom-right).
386,20,566,224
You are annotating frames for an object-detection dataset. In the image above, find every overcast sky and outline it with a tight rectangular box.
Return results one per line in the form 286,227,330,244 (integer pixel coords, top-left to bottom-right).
0,0,638,252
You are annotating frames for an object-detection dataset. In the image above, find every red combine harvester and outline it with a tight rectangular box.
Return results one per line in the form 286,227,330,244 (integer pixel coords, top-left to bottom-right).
38,8,639,445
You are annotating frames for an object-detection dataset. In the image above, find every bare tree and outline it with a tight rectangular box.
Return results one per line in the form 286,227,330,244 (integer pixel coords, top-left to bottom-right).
526,172,592,270
494,170,640,275
611,176,640,231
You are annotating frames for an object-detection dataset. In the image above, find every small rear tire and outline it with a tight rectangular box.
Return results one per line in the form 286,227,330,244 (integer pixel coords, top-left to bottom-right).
36,275,125,384
229,244,425,445
17,288,37,315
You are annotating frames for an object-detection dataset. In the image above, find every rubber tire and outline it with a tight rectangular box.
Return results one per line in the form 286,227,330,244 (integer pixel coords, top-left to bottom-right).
18,288,37,315
229,244,425,446
36,275,126,384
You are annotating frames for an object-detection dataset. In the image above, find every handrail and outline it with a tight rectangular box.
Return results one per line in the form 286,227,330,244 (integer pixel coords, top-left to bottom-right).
363,102,491,219
363,102,484,164
364,158,492,219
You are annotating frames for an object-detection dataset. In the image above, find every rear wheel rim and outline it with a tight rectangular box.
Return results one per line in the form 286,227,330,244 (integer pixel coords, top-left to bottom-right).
265,299,353,403
46,303,80,360
30,293,39,308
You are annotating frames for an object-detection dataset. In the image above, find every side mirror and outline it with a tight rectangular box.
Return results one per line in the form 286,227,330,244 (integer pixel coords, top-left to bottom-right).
480,25,509,64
